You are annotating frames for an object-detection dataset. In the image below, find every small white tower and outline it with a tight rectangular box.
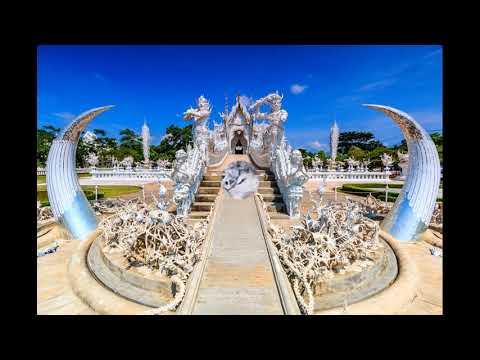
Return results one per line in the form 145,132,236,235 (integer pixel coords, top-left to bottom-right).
142,117,150,164
330,120,339,161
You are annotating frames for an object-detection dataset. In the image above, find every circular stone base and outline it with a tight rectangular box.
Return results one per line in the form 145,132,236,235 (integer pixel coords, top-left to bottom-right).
313,238,398,311
87,235,174,308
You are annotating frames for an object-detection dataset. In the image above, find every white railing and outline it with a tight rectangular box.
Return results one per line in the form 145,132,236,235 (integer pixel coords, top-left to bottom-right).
37,167,91,176
91,167,172,180
307,170,390,182
172,144,206,217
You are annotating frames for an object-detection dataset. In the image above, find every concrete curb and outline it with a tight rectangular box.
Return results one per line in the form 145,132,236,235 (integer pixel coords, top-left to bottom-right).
254,194,301,315
315,229,419,315
37,222,70,249
176,191,224,315
68,230,152,315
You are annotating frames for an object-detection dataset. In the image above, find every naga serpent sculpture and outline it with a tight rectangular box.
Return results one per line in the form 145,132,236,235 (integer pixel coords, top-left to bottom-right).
363,104,441,242
46,106,114,240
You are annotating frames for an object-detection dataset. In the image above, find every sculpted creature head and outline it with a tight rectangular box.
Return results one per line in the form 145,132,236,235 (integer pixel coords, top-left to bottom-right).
222,161,259,199
175,149,187,164
290,150,303,167
197,95,211,111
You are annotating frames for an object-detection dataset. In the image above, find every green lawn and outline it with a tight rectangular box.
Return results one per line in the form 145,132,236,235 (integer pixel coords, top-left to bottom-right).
37,173,91,183
37,185,141,206
339,182,442,203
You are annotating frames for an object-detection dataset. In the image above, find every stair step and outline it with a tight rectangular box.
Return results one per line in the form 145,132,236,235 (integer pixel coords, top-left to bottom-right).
257,187,281,194
260,175,276,181
260,194,283,202
269,213,290,219
266,202,286,212
201,181,221,187
203,175,222,181
195,194,217,202
192,202,214,212
255,170,274,175
259,180,275,187
185,218,204,226
189,211,210,219
197,187,220,194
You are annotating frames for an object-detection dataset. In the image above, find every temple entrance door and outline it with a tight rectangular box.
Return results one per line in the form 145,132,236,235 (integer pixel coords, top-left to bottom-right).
231,130,247,154
235,140,243,154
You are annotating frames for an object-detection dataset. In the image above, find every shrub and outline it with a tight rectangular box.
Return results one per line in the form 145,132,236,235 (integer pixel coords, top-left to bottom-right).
37,190,104,207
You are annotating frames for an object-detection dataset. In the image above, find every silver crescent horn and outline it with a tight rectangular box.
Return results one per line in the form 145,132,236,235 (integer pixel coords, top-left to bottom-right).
363,104,441,242
46,105,114,240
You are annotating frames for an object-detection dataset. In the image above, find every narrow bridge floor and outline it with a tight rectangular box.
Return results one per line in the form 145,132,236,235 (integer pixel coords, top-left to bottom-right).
192,194,283,315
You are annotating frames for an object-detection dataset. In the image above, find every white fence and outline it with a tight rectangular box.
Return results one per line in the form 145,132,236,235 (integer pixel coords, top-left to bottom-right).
307,170,390,182
37,167,91,176
91,167,172,181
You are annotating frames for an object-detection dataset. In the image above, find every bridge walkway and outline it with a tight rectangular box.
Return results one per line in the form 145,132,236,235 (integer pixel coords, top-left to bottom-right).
190,188,284,314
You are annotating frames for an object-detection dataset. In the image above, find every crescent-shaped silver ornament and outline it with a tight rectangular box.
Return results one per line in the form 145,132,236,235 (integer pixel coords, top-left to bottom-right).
46,105,114,240
363,104,441,242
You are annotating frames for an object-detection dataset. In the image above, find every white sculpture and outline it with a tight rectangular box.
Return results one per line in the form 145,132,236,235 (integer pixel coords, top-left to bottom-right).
121,156,134,169
222,161,259,199
397,151,409,178
251,92,288,152
312,156,323,171
258,194,380,314
171,146,205,217
99,195,214,314
183,95,212,155
381,153,393,172
82,130,97,145
85,152,99,168
271,140,309,217
157,159,171,169
212,121,227,153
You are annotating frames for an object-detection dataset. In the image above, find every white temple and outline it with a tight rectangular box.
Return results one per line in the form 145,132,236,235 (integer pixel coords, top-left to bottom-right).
212,95,271,155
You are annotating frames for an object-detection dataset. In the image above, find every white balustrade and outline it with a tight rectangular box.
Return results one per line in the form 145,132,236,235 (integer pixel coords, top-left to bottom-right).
307,170,389,182
90,167,173,180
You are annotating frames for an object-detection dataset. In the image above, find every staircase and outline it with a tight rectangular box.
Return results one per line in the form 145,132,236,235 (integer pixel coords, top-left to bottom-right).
185,154,289,221
255,169,290,220
188,171,221,221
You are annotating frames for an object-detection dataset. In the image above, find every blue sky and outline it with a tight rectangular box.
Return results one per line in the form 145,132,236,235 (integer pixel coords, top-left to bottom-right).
37,45,442,151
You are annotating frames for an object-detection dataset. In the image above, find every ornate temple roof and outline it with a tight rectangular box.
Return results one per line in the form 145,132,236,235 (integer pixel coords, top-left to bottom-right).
226,95,252,124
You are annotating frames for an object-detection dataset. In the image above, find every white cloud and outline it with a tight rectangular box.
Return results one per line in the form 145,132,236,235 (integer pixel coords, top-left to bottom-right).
358,78,397,92
52,112,76,121
423,49,442,59
290,84,308,94
307,140,328,150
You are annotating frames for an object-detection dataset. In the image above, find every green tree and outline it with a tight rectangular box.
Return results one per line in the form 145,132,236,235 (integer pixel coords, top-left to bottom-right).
298,148,315,168
347,146,366,160
338,131,384,154
430,132,443,165
117,128,143,162
37,125,60,167
153,124,193,162
315,150,327,161
92,129,118,166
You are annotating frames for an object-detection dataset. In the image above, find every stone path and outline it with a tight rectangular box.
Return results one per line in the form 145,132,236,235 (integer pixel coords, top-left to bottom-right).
191,194,283,315
396,241,442,315
37,240,96,315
